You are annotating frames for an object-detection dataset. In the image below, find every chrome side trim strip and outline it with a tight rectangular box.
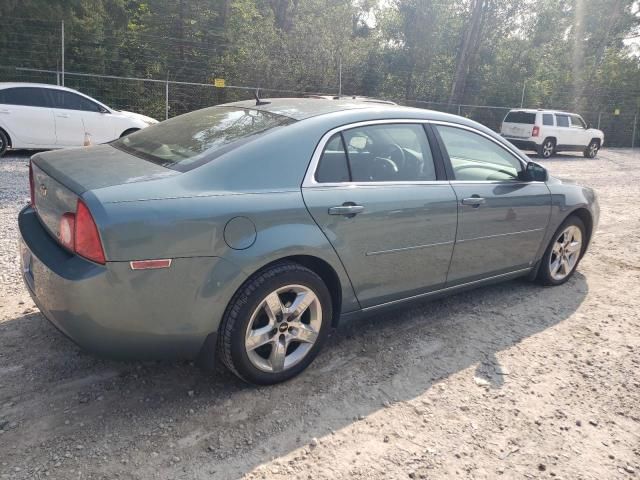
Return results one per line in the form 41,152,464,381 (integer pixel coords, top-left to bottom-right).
366,240,454,256
361,267,532,312
458,228,545,243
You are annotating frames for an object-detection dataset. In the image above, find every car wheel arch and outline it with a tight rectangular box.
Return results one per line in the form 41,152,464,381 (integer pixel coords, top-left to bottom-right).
120,128,140,138
568,207,593,256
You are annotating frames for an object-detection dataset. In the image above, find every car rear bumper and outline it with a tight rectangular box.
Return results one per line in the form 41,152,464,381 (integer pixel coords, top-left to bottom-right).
18,205,242,360
503,138,539,151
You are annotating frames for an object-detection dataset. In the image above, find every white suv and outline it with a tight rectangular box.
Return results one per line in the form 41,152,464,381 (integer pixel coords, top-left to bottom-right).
0,83,158,156
501,109,604,159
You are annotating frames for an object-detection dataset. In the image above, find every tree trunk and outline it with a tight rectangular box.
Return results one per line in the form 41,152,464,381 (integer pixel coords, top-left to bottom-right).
448,0,486,106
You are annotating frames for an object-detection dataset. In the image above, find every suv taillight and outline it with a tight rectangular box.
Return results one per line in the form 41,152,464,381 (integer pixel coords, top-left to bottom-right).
58,200,106,264
532,126,540,137
29,161,35,207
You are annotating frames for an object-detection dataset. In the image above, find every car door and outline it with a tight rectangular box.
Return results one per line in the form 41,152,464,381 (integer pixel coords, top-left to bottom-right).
554,113,578,150
45,89,87,146
70,92,115,144
302,121,458,308
433,124,551,285
569,114,590,148
0,87,56,146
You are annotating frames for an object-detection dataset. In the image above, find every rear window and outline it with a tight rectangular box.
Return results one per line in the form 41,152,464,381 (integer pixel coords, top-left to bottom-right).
112,106,295,172
504,111,536,124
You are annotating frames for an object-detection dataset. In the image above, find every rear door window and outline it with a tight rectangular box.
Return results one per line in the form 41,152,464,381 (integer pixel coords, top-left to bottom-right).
0,87,49,107
504,111,536,124
543,114,554,126
315,134,351,183
47,90,102,112
556,115,570,127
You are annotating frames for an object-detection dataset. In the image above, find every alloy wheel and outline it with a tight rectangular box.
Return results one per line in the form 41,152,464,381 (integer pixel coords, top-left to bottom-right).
244,284,322,373
549,225,582,281
542,141,554,158
589,143,599,157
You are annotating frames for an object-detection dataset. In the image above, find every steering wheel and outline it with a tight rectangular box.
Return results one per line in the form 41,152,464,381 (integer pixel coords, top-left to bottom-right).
372,143,405,178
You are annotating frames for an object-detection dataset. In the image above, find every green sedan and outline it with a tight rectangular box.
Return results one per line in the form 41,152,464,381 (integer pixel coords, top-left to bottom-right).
18,98,599,384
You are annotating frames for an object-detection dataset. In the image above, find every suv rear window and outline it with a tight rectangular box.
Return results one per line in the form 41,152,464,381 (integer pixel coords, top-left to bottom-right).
504,111,536,124
113,106,295,172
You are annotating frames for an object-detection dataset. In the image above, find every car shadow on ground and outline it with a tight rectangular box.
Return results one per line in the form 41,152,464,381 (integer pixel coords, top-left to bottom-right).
0,272,588,478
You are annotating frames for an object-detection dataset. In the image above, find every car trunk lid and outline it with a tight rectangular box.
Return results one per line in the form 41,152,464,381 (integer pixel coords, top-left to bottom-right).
30,144,178,244
502,111,537,139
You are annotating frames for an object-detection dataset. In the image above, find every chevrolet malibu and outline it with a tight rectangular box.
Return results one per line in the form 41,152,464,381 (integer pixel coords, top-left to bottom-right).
18,98,599,385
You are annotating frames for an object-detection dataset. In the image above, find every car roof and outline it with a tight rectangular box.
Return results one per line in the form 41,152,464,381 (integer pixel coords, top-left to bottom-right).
225,98,475,124
507,108,579,115
0,82,82,94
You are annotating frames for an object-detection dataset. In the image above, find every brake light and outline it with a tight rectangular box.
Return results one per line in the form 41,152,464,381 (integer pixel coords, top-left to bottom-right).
532,126,540,137
29,161,35,207
75,200,105,264
58,200,106,264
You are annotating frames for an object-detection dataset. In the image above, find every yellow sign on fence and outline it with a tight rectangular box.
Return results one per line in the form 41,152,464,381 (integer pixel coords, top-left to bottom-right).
213,78,225,88
614,108,620,116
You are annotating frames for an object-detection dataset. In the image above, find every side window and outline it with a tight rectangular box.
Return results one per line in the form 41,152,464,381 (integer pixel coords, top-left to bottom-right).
569,115,586,129
49,90,101,112
315,133,350,183
436,125,523,182
543,114,554,126
556,115,570,127
0,87,49,107
341,124,436,182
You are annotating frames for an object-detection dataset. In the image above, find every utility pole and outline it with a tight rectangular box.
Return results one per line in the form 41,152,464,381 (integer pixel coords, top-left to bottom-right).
165,72,170,120
61,20,65,86
520,80,526,108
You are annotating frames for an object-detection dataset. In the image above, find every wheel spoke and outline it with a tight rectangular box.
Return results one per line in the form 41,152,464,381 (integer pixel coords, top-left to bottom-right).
290,322,319,344
269,336,287,372
246,326,274,351
263,292,283,323
285,291,317,320
566,240,581,254
550,257,562,275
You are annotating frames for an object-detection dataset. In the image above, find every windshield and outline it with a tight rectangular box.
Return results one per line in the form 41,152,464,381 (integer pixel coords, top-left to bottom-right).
112,106,295,171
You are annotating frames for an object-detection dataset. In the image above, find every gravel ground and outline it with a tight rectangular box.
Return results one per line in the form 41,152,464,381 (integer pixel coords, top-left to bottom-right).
0,149,639,480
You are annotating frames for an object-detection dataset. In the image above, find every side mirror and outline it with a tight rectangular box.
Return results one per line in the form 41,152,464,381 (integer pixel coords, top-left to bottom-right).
99,106,110,114
525,161,548,182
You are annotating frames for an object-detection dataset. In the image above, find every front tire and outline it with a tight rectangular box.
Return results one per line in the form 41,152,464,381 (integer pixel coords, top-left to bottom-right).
584,140,600,158
537,215,586,286
0,130,8,157
217,262,332,385
537,138,555,159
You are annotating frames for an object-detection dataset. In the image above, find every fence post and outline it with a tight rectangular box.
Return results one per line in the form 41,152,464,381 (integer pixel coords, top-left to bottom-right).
457,104,461,116
61,20,65,86
632,113,637,149
520,80,526,108
597,112,601,130
165,74,169,120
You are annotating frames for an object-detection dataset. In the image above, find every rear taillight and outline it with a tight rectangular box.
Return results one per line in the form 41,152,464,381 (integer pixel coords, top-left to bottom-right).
532,126,540,137
58,200,106,264
29,161,35,207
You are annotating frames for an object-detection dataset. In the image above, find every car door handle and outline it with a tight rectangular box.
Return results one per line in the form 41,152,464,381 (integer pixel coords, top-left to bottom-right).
328,204,364,216
56,113,70,118
461,197,486,207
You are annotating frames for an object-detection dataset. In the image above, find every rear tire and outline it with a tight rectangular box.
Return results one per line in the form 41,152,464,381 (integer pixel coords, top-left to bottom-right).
0,130,8,157
536,215,586,286
217,261,332,385
537,138,555,159
584,140,600,158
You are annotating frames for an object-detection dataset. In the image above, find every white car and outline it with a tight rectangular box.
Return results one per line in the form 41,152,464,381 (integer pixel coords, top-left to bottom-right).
0,83,158,156
501,109,604,159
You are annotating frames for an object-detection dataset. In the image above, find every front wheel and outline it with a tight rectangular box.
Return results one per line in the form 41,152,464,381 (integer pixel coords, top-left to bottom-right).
584,140,600,158
217,262,332,385
536,216,586,286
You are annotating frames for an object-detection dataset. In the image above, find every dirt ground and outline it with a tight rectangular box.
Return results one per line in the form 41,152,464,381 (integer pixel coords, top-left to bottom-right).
0,149,638,480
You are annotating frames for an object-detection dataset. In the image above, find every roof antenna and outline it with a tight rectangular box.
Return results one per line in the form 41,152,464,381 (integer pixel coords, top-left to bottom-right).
255,88,270,106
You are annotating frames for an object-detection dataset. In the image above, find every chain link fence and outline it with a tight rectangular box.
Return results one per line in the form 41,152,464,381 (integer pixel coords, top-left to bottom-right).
1,65,638,149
